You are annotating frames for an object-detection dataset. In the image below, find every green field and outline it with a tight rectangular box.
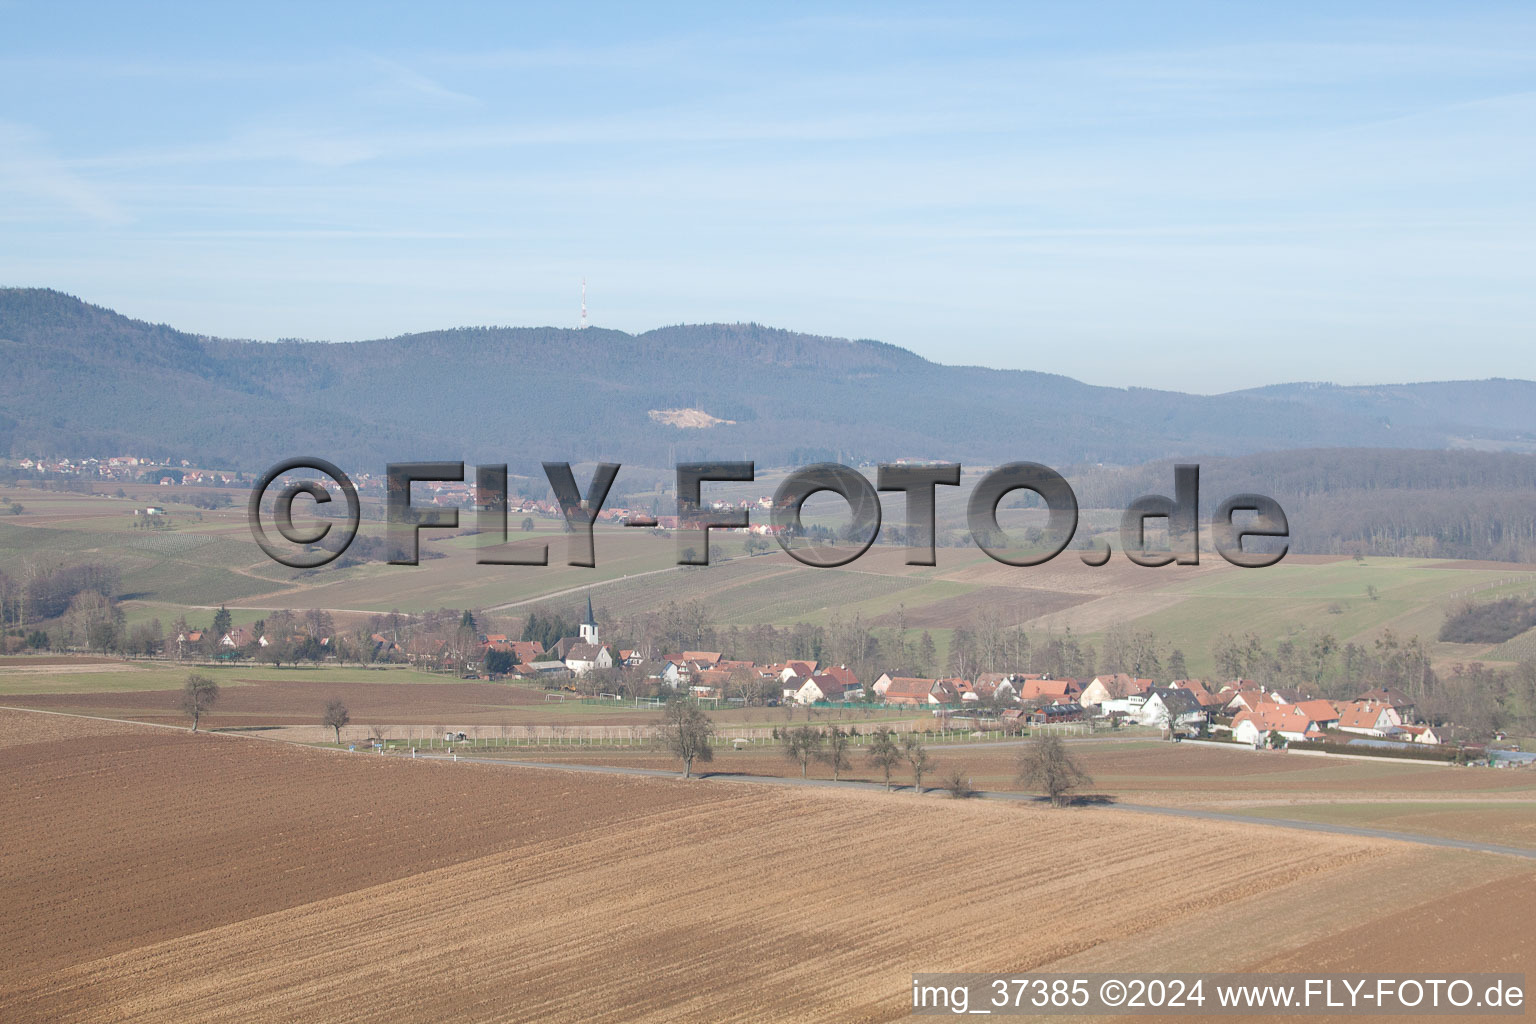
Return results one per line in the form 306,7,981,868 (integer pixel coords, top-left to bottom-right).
6,487,1536,676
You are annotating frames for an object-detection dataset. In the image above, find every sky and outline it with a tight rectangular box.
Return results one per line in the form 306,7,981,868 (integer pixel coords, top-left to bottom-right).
2,1,1532,393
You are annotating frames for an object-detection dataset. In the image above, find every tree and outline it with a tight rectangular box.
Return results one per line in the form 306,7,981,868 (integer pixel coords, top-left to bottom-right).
211,604,232,641
323,698,350,743
866,726,904,791
818,726,853,781
731,664,762,706
661,700,714,778
941,765,973,799
783,725,824,778
484,648,515,677
1015,734,1092,807
258,634,292,668
902,733,935,792
1167,648,1189,680
179,674,220,731
916,631,936,677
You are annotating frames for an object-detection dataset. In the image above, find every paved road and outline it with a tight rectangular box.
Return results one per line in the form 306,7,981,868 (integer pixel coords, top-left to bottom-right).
409,752,1536,861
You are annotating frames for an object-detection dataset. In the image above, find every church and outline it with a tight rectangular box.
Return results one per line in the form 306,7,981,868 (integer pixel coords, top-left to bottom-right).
555,595,613,676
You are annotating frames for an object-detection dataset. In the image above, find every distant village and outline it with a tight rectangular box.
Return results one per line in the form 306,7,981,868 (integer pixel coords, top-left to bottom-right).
178,598,1491,761
6,453,1521,763
3,453,783,531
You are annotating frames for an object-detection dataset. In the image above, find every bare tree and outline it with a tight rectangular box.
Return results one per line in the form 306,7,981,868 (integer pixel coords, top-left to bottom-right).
323,698,350,744
1015,734,1092,807
866,726,904,791
731,664,761,707
661,700,714,778
782,725,824,778
941,765,974,799
178,674,220,731
902,733,936,792
818,726,852,781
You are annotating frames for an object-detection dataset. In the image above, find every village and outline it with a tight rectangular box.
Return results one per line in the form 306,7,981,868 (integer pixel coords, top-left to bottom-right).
182,596,1476,760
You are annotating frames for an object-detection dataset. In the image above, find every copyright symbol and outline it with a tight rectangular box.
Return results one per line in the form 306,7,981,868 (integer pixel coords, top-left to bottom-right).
1099,980,1127,1007
248,457,359,569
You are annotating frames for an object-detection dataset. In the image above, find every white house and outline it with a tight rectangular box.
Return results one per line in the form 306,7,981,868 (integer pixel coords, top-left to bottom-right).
1097,693,1149,718
1232,705,1324,746
794,675,847,704
1135,688,1206,732
1079,674,1153,709
654,660,688,689
564,642,613,676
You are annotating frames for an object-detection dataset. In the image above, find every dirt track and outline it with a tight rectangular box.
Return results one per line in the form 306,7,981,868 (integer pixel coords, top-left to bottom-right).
1,709,1530,1023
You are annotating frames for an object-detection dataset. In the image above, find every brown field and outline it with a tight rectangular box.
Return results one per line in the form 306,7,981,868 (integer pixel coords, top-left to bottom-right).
0,678,926,732
0,708,168,748
1,679,557,727
480,740,1536,847
2,709,1531,1023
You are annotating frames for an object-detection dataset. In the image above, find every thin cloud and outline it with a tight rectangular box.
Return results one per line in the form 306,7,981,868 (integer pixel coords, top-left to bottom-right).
0,122,128,225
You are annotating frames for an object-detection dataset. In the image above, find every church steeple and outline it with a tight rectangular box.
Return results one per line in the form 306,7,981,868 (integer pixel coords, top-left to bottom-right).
579,593,599,644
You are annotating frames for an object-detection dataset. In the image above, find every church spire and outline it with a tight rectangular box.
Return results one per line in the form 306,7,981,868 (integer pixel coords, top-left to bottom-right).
580,593,599,644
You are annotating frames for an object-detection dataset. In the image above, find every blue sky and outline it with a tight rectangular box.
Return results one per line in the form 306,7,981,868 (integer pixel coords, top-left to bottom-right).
2,2,1532,392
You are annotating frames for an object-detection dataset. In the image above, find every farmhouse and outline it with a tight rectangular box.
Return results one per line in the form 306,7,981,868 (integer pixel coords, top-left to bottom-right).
819,665,861,694
1231,704,1327,746
881,677,943,706
1017,676,1080,702
778,660,817,682
1171,679,1220,707
1079,674,1153,709
973,674,1019,703
1135,688,1206,733
1336,701,1395,736
794,674,848,704
1354,687,1417,725
1394,724,1444,745
1289,699,1340,730
564,643,613,676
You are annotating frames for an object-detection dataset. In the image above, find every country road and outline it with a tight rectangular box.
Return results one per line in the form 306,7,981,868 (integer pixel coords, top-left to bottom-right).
412,751,1536,861
6,703,1532,861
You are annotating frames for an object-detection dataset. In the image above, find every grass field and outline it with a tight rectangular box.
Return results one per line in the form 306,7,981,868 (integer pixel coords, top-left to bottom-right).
6,487,1536,679
1,708,1530,1023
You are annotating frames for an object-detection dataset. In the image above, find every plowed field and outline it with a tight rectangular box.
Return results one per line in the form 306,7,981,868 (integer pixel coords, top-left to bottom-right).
1,710,1529,1023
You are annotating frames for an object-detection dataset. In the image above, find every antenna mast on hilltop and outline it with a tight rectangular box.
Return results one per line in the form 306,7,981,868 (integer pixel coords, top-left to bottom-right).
579,278,588,330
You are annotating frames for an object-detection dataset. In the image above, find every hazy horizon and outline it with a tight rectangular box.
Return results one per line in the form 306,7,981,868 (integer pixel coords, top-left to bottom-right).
10,284,1536,397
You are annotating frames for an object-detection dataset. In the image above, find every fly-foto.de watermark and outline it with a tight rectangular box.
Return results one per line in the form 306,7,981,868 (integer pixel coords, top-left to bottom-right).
248,458,1288,571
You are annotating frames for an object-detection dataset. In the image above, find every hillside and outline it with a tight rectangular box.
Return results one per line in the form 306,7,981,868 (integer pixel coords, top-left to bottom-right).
4,288,1534,472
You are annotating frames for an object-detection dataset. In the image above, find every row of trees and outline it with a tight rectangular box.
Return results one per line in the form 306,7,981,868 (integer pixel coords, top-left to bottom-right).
660,699,1092,804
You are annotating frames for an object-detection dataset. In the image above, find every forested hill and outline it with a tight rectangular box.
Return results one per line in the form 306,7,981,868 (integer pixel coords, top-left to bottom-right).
1070,448,1536,562
2,288,1534,472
